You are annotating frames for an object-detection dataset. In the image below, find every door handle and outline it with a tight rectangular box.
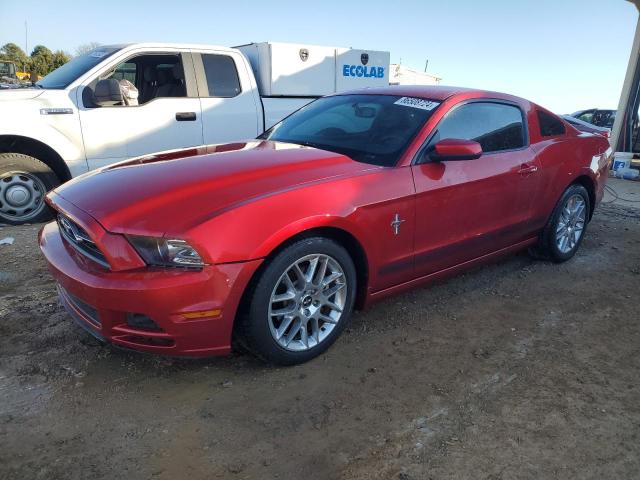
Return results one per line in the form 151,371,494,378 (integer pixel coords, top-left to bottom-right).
175,112,196,121
518,164,538,175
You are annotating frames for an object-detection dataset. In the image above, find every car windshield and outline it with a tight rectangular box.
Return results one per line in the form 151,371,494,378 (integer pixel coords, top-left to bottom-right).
260,94,440,167
36,47,121,89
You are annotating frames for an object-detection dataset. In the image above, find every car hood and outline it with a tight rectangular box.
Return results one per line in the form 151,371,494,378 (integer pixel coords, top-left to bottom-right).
0,88,45,101
53,140,375,235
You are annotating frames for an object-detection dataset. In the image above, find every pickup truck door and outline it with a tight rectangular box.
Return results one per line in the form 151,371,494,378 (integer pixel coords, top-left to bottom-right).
191,51,261,143
77,50,203,170
411,100,540,278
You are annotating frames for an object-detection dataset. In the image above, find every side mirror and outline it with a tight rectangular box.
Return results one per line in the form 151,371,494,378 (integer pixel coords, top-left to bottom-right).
93,78,123,106
428,139,483,162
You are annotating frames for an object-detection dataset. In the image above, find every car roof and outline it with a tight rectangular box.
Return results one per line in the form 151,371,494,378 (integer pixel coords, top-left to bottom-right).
336,85,530,104
572,108,616,114
98,43,240,54
561,114,608,130
337,85,470,101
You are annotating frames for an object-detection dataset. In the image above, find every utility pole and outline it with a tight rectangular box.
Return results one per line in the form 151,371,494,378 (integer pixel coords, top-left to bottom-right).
23,21,29,73
24,21,29,73
424,59,429,73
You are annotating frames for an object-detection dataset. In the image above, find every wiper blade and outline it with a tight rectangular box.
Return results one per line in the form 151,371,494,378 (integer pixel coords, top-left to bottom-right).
278,139,322,149
297,141,322,149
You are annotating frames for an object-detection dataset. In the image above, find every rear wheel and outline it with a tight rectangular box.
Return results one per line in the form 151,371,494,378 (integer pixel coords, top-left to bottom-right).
0,153,59,225
531,184,590,263
237,237,356,365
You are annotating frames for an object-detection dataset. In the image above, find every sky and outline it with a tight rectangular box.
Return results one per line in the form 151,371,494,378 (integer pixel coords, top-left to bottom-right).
1,0,637,113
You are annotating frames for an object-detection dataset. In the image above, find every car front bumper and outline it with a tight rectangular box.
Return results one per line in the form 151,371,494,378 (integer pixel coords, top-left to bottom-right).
39,221,262,357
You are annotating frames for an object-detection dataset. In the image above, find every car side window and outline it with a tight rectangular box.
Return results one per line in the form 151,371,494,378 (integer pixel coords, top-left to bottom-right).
603,111,615,128
86,53,187,107
109,62,137,84
139,56,187,103
430,102,525,153
593,110,615,128
201,54,241,98
576,111,594,124
538,110,566,137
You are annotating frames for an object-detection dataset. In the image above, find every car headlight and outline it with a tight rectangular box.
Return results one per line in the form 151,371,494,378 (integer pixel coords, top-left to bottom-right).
127,236,205,268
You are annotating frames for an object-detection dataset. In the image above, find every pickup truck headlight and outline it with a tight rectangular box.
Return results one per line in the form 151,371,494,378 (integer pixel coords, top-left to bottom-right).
127,236,205,268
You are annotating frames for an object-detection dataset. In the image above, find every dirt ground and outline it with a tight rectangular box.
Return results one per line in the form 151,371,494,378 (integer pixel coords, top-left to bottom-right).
1,178,639,480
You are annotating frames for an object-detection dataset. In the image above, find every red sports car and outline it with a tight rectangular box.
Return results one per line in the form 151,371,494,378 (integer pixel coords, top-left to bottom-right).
39,86,612,365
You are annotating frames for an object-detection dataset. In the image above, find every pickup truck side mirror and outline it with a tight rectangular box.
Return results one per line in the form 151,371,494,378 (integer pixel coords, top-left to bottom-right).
93,78,123,107
427,138,483,162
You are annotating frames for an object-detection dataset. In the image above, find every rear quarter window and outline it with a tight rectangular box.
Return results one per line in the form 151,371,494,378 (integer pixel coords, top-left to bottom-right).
538,110,566,137
201,54,241,98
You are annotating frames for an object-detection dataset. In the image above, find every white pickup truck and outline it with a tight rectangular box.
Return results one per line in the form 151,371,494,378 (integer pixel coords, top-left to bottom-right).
0,42,389,224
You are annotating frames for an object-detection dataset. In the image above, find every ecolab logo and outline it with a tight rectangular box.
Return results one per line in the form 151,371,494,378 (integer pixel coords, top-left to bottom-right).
342,64,385,78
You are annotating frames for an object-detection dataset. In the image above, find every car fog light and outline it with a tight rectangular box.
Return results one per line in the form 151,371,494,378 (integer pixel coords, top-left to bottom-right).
126,313,162,332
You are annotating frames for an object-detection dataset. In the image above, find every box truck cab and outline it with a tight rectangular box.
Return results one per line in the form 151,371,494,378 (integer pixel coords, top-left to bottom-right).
0,42,389,224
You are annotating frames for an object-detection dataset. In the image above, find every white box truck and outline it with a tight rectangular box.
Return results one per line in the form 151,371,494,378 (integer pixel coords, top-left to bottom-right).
0,42,389,224
236,42,390,128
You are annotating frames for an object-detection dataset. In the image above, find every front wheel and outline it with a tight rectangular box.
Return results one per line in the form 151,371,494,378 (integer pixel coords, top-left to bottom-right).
531,184,590,263
0,153,60,225
237,237,356,365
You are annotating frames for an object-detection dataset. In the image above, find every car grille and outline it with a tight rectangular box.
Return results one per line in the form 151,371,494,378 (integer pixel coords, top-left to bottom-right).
57,214,110,268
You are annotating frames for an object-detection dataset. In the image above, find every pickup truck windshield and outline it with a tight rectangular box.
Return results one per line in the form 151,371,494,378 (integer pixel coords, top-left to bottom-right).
260,94,440,167
36,47,121,89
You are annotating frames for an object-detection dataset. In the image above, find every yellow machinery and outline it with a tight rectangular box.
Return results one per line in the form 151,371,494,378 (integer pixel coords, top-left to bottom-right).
0,61,37,82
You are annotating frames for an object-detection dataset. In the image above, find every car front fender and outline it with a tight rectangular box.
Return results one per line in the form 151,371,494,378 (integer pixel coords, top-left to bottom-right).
0,93,87,176
186,177,378,268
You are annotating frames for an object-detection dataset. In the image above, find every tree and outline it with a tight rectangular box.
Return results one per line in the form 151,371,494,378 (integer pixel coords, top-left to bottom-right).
51,50,71,70
30,45,54,76
0,43,30,72
1,43,70,76
75,42,101,57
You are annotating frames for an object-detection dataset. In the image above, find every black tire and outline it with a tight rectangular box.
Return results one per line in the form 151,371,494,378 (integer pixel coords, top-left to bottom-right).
0,153,60,225
531,184,590,263
237,237,357,365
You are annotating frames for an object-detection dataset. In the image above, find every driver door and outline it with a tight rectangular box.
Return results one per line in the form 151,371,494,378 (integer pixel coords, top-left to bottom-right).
77,51,203,170
411,100,540,278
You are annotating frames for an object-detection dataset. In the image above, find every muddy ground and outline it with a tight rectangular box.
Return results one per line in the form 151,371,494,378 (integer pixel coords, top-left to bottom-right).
1,178,639,480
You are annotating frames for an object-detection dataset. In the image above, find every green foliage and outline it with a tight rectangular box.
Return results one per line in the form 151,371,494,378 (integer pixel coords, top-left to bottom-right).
1,42,82,77
30,45,54,76
0,43,30,71
52,50,71,70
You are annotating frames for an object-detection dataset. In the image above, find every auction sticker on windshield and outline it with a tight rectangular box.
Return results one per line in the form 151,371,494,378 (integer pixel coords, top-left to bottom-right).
394,97,440,111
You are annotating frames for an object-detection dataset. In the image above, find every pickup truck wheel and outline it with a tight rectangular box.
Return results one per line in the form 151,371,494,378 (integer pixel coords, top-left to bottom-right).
238,237,356,365
532,184,590,263
0,153,59,225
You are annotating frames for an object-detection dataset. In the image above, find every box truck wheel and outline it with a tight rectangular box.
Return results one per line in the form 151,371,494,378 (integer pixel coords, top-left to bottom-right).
0,153,60,225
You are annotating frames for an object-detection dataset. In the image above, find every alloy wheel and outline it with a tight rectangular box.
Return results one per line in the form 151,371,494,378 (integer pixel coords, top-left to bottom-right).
555,193,586,254
268,254,347,352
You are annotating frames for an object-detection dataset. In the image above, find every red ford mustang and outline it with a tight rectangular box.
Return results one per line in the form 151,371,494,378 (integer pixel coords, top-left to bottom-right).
39,86,612,365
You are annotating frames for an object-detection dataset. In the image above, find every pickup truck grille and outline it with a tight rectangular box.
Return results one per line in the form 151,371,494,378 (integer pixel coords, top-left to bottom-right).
57,214,110,268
